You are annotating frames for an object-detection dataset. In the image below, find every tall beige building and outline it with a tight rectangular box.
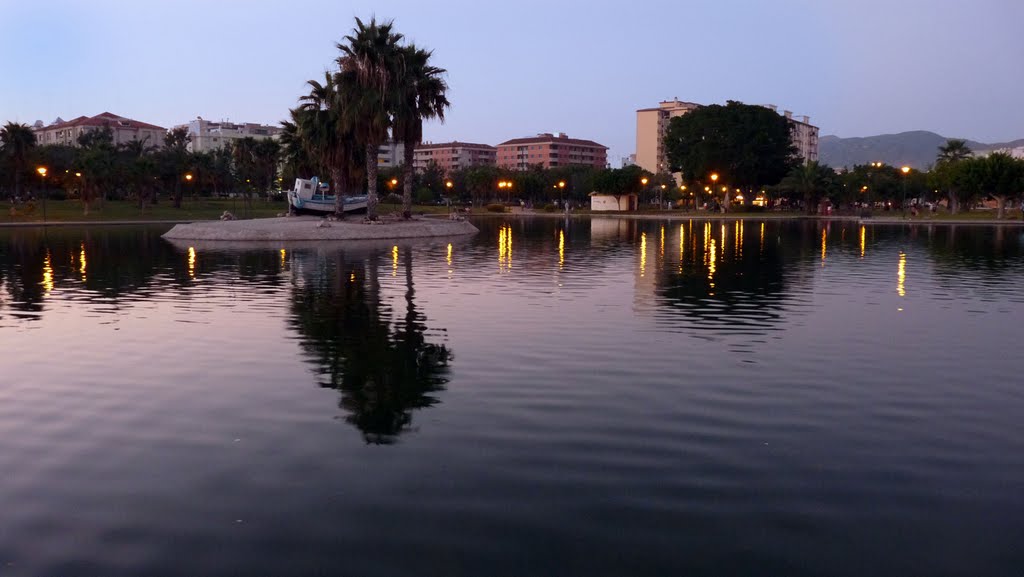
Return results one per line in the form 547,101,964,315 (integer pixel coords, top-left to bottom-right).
635,99,819,174
635,99,701,174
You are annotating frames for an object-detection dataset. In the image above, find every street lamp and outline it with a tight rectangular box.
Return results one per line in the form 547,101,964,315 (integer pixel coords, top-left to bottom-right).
900,165,911,218
498,180,513,203
640,177,649,209
36,167,48,222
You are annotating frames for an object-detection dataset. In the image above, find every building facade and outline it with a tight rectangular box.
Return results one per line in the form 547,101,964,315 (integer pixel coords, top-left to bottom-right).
765,105,819,163
635,99,701,174
496,133,608,171
413,141,496,173
32,112,166,148
635,99,820,174
177,117,282,153
376,141,406,168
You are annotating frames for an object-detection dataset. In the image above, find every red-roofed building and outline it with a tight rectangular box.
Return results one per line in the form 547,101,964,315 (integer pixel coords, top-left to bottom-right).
496,133,607,171
32,112,166,148
413,141,496,174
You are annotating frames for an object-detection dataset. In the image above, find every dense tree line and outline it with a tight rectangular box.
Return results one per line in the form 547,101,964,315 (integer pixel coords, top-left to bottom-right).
770,142,1024,218
0,121,281,214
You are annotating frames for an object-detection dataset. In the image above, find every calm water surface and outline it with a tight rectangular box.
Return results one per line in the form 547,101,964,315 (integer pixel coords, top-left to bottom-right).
1,218,1023,576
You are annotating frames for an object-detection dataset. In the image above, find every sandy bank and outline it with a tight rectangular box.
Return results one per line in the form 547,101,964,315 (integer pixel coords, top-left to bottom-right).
161,215,478,241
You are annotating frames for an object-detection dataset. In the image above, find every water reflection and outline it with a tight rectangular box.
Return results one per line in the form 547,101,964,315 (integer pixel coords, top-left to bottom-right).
288,248,452,444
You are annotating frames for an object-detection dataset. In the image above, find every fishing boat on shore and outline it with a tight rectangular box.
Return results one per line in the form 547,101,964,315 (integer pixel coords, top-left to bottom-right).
287,177,368,214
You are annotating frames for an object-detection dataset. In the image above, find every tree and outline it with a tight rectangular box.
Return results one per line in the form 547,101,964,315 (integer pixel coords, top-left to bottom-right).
295,73,364,216
664,101,799,210
163,127,192,208
76,126,118,213
591,164,651,209
934,139,973,214
964,153,1024,219
391,44,450,219
336,17,405,220
1,122,37,199
779,161,834,214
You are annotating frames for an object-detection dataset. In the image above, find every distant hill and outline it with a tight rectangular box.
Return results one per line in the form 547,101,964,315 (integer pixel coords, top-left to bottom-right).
819,131,1024,170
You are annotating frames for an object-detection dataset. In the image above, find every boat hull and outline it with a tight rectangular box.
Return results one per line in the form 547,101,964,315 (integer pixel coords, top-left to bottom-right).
288,194,368,215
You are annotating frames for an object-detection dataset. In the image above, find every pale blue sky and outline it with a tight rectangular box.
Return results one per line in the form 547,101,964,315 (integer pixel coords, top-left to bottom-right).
2,0,1021,164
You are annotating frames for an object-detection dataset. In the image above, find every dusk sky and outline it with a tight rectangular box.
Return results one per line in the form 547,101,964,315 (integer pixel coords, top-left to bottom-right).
2,0,1021,164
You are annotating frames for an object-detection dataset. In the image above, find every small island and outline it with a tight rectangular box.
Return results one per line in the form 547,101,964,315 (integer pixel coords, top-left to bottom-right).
162,214,477,242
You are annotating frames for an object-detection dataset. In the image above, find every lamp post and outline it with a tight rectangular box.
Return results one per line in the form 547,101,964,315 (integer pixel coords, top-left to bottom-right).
660,183,667,210
445,180,453,207
185,173,193,206
640,177,649,210
36,167,48,222
710,173,720,212
498,180,513,204
900,165,911,218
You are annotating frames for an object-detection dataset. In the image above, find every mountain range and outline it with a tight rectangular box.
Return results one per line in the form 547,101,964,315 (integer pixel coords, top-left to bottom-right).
818,131,1024,170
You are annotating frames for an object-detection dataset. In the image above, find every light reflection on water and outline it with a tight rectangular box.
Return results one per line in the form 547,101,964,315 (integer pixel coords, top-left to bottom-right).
1,219,1024,577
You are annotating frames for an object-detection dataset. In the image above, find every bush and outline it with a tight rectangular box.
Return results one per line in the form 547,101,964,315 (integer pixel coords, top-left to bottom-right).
542,203,556,212
382,193,402,205
485,203,506,213
415,189,435,205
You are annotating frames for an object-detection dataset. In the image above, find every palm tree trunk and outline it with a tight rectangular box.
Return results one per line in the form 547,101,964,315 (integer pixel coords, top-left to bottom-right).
173,180,182,209
366,142,379,220
995,196,1006,220
402,144,414,219
331,167,345,217
948,191,958,215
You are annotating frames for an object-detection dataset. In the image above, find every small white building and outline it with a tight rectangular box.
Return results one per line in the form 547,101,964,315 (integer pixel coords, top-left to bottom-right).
589,192,638,211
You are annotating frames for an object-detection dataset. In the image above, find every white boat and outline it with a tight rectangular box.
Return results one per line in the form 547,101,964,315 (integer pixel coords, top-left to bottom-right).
287,177,368,214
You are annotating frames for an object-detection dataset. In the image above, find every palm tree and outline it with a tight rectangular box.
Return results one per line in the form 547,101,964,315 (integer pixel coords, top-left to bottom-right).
163,127,192,208
296,73,364,216
1,122,38,200
391,44,450,219
336,17,405,220
935,139,973,214
937,139,972,164
780,161,831,214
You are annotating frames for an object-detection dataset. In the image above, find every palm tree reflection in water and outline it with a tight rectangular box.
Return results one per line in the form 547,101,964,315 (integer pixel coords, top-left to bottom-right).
290,248,451,444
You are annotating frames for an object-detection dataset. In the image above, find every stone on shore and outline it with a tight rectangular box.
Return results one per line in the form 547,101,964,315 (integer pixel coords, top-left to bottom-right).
162,215,478,241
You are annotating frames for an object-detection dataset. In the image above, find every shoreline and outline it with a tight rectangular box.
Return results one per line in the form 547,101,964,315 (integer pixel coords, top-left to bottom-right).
4,213,1024,229
161,215,479,241
472,211,1024,226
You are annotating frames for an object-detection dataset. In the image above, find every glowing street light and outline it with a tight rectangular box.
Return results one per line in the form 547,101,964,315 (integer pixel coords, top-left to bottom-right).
37,167,48,222
900,165,911,218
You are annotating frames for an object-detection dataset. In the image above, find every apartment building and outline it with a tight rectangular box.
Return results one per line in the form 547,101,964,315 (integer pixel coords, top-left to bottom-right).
496,133,608,171
413,141,496,173
177,117,282,153
766,105,819,163
376,141,406,168
635,99,819,174
32,112,166,148
635,99,701,174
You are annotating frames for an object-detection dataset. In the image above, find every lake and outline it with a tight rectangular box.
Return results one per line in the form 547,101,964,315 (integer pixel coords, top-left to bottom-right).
1,217,1023,576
